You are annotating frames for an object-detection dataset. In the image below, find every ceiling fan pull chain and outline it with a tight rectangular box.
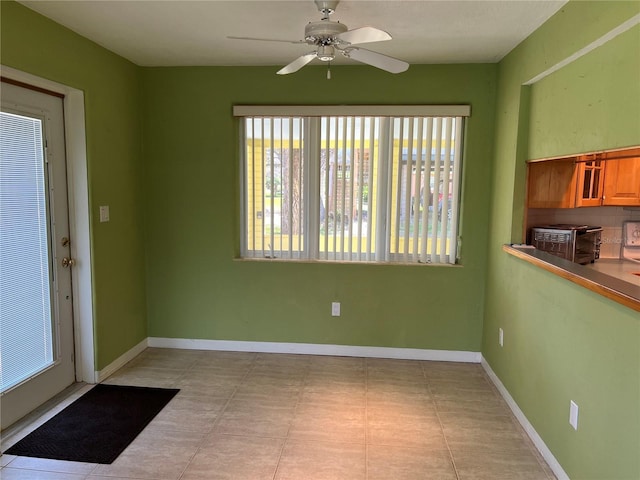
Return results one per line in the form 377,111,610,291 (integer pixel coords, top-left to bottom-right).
327,62,331,80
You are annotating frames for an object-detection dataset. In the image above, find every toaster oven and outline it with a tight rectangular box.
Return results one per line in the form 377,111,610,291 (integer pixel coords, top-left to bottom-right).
530,224,602,264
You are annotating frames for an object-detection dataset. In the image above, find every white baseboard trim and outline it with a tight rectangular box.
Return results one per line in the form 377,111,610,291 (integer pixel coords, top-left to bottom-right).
481,356,570,480
95,338,149,383
148,337,481,363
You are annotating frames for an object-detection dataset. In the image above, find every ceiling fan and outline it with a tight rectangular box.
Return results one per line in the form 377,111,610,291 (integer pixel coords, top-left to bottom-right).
227,0,409,76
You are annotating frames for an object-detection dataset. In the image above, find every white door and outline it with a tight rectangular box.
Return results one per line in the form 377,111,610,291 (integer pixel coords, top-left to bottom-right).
0,82,75,430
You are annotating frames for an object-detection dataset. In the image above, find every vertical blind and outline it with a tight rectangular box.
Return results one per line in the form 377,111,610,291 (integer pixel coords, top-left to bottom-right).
0,111,54,393
244,117,306,259
237,106,468,264
319,116,377,261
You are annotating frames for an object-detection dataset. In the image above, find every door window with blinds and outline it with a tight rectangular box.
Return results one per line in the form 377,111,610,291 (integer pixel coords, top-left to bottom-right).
236,106,468,264
1,111,54,391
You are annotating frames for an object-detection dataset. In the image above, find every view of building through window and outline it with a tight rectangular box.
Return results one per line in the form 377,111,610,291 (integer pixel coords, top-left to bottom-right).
240,111,464,264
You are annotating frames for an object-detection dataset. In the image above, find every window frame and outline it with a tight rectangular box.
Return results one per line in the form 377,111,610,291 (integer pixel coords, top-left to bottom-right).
236,105,470,265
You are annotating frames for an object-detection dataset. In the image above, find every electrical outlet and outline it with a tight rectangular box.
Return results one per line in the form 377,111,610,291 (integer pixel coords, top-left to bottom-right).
569,400,579,430
331,302,341,317
499,328,504,347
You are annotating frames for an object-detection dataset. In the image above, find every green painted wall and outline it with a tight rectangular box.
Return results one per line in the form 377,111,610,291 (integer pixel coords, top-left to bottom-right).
6,1,639,476
0,1,148,369
484,1,640,479
529,22,640,159
141,64,497,351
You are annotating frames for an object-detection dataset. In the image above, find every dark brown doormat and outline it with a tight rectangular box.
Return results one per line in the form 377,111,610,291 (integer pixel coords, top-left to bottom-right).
4,384,179,464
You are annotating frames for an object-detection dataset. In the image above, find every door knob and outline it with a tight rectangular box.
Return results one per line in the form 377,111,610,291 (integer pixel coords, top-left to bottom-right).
61,257,75,268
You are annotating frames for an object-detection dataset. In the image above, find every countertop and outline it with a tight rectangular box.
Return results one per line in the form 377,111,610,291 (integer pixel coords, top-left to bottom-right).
503,245,640,312
584,258,640,288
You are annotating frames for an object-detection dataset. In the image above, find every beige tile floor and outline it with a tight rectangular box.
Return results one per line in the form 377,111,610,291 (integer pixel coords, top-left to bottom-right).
1,348,557,480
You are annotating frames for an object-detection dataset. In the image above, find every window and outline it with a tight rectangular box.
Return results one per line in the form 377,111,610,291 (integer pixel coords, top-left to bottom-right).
0,111,54,392
235,106,469,264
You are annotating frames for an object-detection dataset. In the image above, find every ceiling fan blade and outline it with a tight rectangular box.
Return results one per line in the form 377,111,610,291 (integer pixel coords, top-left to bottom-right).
344,47,409,74
337,26,392,45
277,53,317,75
227,36,306,45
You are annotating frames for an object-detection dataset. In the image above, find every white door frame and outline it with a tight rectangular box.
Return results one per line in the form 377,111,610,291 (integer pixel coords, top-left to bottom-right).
1,65,96,384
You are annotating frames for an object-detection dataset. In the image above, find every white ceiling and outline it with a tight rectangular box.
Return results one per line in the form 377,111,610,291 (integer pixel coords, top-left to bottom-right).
19,0,568,68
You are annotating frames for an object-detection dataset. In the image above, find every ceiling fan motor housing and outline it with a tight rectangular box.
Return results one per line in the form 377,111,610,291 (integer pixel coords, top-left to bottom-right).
315,0,340,16
305,20,348,45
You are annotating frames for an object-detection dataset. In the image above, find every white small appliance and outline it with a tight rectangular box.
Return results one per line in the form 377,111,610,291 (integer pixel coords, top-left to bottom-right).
621,221,640,263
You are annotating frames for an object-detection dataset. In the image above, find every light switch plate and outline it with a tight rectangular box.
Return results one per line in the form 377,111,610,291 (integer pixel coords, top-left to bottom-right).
569,400,579,430
99,205,110,223
331,302,340,316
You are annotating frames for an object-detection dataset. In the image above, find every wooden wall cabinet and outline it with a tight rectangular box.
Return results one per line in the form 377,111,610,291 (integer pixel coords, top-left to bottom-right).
527,146,640,208
603,156,640,206
527,160,577,208
575,156,605,207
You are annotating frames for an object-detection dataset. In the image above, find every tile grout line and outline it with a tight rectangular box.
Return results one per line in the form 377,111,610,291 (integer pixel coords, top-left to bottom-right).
478,369,558,480
421,362,461,480
156,350,212,480
364,357,370,480
175,351,260,480
6,350,560,479
270,355,313,480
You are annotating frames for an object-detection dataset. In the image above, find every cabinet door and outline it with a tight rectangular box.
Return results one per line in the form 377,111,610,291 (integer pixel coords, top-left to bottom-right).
603,157,640,206
575,159,605,207
527,160,577,208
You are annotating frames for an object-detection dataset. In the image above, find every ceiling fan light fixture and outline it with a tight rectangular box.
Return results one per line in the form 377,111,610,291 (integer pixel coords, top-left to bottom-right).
317,45,335,62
